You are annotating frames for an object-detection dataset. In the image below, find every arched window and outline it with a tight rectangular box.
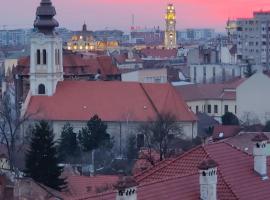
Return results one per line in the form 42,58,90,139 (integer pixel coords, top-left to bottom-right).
38,84,46,95
37,49,41,65
43,49,47,65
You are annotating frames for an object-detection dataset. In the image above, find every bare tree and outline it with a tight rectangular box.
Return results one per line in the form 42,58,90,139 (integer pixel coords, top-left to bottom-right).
0,92,33,171
138,112,183,162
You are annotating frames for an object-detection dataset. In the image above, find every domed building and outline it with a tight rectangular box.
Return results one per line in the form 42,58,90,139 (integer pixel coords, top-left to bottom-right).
67,23,119,52
67,23,96,51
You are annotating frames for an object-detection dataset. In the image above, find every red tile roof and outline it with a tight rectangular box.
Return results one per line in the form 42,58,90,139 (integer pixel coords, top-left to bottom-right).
175,79,245,101
67,137,270,200
114,53,142,64
212,125,241,141
27,81,196,122
63,175,119,198
65,137,270,200
16,54,120,77
133,141,270,200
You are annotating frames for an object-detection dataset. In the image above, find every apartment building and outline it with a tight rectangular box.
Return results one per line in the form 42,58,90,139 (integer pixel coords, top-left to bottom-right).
237,11,270,68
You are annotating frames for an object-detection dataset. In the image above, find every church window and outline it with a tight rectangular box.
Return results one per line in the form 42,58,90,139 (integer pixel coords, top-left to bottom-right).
38,84,46,95
55,49,57,65
37,49,41,65
43,49,47,65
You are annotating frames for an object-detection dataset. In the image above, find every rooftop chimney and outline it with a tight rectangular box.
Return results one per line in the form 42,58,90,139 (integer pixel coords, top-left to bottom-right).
198,159,218,200
252,133,269,180
115,176,138,200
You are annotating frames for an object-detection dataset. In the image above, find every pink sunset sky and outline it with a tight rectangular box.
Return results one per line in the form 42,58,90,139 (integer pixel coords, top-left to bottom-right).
1,0,270,32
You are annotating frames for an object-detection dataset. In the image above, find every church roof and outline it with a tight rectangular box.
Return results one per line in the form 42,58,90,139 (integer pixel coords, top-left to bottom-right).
26,81,197,122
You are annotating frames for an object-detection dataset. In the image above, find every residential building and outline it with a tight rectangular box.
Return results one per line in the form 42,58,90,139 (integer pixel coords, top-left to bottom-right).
190,63,242,84
129,27,164,45
236,11,270,68
0,29,32,47
236,71,270,125
121,68,168,83
178,28,215,41
175,78,244,122
67,133,270,200
113,49,143,69
187,45,242,83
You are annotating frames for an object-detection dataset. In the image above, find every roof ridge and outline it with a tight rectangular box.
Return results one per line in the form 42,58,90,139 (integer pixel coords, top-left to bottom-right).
217,170,239,199
223,140,253,157
201,143,240,199
138,172,198,188
139,83,160,116
135,145,205,182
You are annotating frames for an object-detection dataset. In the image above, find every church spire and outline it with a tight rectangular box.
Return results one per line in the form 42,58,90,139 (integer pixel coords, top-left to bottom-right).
34,0,59,35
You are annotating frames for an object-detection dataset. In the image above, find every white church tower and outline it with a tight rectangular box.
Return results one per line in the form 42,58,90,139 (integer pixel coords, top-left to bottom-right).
30,0,63,96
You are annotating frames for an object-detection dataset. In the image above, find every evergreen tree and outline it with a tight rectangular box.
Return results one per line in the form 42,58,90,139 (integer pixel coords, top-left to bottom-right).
78,115,111,152
222,112,239,125
58,123,79,162
25,121,66,191
244,60,256,78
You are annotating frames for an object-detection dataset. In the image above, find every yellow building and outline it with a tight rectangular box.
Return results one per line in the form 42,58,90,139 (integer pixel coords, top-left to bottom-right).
67,23,119,52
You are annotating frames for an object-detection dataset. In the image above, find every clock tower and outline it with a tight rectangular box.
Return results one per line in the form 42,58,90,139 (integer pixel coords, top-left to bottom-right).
164,3,177,49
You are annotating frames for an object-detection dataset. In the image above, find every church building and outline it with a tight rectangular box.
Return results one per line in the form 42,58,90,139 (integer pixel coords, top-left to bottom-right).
22,0,197,155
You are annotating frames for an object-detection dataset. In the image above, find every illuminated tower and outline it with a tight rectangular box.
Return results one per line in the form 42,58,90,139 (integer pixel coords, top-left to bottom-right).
164,3,177,49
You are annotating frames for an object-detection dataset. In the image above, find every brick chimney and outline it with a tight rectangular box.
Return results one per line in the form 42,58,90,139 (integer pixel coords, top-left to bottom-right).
252,133,269,180
198,159,218,200
115,176,138,200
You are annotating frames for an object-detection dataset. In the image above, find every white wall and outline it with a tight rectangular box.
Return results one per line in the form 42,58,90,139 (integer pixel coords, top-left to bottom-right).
237,72,270,125
187,99,236,122
50,119,197,155
190,64,241,84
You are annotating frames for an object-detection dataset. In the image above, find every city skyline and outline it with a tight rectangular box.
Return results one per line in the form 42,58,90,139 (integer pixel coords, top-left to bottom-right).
1,0,270,32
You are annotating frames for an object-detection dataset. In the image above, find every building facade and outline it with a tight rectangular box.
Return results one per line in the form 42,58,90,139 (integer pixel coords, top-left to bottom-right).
236,72,270,125
236,11,270,68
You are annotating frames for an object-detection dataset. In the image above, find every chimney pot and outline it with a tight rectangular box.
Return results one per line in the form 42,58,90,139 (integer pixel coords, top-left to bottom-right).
252,133,269,180
198,159,218,200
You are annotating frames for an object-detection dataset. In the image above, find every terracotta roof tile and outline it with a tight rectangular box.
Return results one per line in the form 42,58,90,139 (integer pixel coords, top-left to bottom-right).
27,81,196,122
212,125,241,141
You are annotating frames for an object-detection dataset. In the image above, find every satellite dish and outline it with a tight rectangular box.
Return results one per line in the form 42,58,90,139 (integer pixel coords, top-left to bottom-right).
218,132,224,138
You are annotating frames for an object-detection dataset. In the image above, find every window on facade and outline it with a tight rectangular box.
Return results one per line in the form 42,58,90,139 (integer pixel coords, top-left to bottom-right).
43,49,47,65
55,49,58,65
214,105,218,114
137,134,145,148
37,49,41,65
193,67,197,83
203,66,206,83
212,67,216,83
38,84,46,95
196,106,199,113
57,49,60,65
224,105,229,113
207,105,211,113
235,105,237,114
